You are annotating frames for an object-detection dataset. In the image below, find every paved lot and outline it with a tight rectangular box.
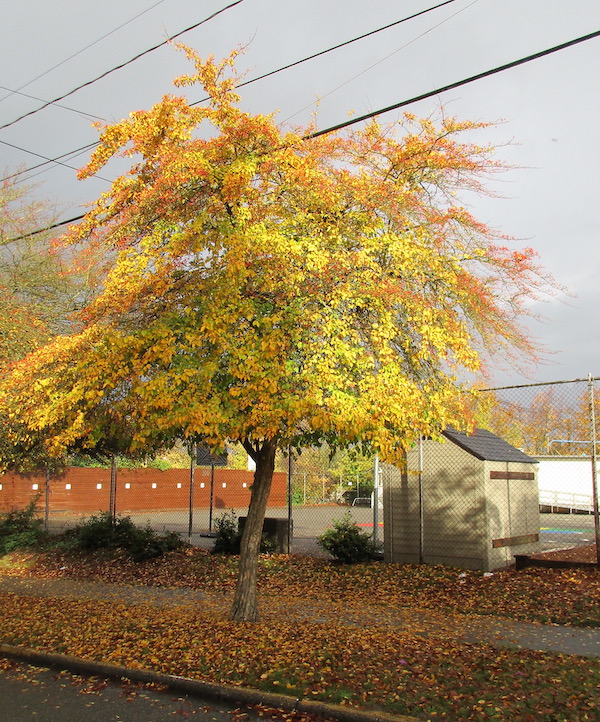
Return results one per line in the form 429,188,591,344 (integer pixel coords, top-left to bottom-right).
47,506,596,556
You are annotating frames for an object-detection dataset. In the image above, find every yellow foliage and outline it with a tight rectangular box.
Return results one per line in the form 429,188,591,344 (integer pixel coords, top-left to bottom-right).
0,46,552,470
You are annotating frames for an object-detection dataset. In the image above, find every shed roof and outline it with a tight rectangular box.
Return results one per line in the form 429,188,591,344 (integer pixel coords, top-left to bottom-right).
443,428,537,464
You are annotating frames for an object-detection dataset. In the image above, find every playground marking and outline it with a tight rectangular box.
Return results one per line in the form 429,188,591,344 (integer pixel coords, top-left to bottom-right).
540,528,584,535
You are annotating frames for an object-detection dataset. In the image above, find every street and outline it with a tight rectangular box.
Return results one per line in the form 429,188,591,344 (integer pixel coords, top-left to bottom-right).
0,659,270,722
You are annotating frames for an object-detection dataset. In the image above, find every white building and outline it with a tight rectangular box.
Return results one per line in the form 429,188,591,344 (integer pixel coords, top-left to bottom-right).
535,456,596,513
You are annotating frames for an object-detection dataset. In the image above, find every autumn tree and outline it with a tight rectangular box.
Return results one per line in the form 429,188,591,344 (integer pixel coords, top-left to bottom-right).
289,444,374,504
0,176,87,363
0,47,551,621
566,383,599,456
330,448,375,499
470,384,595,457
0,176,99,472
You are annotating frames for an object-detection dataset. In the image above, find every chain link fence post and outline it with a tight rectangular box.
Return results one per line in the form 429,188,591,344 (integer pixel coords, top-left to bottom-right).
187,444,195,544
44,467,50,533
287,449,293,554
373,455,380,547
588,374,600,565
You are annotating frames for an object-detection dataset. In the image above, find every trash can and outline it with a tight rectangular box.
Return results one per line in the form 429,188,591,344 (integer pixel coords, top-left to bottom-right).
238,516,292,553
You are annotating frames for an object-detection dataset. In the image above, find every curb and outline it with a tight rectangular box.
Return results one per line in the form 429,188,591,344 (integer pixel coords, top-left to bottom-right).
0,644,417,722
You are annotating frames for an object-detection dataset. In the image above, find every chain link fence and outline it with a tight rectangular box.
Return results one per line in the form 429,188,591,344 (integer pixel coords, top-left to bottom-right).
1,377,598,567
466,376,599,566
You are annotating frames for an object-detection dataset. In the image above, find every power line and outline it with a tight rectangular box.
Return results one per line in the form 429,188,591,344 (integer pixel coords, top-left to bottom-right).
2,143,99,182
4,0,459,183
0,84,105,122
0,139,108,181
6,214,89,243
306,28,600,139
10,27,600,242
0,139,110,182
208,0,461,99
0,0,246,133
20,148,101,184
0,0,168,107
282,0,478,124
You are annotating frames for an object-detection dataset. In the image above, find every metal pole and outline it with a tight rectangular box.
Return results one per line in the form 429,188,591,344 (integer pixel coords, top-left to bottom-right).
188,444,195,544
418,436,424,564
208,462,215,532
287,449,292,554
109,454,117,522
44,467,50,533
588,374,600,566
373,455,379,546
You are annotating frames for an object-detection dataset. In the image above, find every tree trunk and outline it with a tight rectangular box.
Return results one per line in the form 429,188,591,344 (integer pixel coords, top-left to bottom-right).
229,438,278,622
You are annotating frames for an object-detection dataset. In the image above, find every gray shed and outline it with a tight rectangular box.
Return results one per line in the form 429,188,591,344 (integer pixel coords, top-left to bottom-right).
382,428,540,571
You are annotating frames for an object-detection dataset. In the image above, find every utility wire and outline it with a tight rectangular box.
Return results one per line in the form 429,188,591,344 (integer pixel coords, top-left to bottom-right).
0,0,168,106
10,28,600,242
2,143,99,182
0,85,105,122
9,214,92,243
0,0,456,180
205,0,460,99
4,0,459,182
307,28,600,139
0,0,246,133
282,0,478,124
20,147,101,184
0,139,110,181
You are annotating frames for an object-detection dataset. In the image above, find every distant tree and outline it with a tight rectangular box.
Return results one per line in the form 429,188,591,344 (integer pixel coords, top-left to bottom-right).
568,384,600,456
520,388,580,455
0,176,86,364
471,385,594,456
466,387,526,450
0,47,553,621
0,177,98,473
329,448,375,500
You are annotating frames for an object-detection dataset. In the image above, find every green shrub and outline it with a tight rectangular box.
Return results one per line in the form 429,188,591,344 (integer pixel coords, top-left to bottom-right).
213,510,241,554
317,512,375,563
66,512,183,562
0,497,46,554
212,510,279,555
258,532,279,555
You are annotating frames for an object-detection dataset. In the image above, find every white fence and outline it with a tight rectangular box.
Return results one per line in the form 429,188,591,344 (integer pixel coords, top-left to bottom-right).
538,489,594,513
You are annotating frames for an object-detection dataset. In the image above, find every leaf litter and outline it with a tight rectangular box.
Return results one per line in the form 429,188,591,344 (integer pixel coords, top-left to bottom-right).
0,548,598,721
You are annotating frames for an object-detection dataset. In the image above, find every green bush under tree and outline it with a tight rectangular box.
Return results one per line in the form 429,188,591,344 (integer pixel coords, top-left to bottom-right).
64,512,183,562
317,512,376,563
212,510,278,555
0,497,46,554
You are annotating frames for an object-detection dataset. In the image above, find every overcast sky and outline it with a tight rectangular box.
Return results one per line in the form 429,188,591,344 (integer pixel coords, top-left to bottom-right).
1,0,599,387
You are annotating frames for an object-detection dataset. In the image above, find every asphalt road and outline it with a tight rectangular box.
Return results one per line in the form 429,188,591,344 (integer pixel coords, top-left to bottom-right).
0,659,267,722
